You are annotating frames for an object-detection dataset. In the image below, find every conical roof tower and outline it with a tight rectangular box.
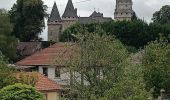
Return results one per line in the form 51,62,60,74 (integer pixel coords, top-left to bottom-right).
48,2,61,22
62,0,78,18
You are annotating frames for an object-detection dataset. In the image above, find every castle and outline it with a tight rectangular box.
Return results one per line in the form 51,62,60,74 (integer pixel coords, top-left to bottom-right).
48,0,134,42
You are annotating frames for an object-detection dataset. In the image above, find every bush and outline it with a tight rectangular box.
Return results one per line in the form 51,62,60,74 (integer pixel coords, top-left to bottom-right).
0,83,44,100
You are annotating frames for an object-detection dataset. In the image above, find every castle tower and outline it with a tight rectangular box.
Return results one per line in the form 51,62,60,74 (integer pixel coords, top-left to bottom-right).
114,0,134,21
62,0,78,31
48,2,62,42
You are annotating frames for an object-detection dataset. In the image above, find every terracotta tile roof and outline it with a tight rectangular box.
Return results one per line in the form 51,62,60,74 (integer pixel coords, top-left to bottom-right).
16,43,75,67
16,72,61,92
35,73,61,91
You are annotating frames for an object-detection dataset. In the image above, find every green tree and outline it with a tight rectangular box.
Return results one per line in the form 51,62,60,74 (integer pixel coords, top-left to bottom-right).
142,40,170,94
9,0,47,41
0,83,44,100
65,28,150,99
0,54,16,89
0,9,18,61
152,5,170,24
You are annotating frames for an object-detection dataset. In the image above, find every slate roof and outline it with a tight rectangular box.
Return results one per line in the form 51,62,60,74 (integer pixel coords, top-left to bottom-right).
79,17,112,24
62,0,77,18
117,0,132,3
17,42,42,57
48,2,61,22
90,11,103,18
16,43,75,67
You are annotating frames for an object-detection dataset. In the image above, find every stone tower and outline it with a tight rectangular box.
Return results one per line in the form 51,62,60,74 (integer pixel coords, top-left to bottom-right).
114,0,134,21
48,2,62,42
62,0,78,31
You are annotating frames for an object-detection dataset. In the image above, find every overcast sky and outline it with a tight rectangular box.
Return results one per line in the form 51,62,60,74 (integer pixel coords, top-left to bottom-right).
0,0,170,41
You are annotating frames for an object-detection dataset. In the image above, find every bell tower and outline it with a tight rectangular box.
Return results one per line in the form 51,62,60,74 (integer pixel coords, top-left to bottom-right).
114,0,134,21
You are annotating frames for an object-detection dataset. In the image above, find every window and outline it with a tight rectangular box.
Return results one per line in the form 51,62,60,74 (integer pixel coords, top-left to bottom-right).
43,67,48,76
50,32,52,36
55,68,60,78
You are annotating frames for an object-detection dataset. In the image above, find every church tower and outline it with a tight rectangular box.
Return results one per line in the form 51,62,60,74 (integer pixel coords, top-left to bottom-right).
62,0,78,31
114,0,134,21
48,2,62,42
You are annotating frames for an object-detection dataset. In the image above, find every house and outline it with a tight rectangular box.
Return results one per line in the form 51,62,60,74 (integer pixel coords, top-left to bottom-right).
16,42,55,62
16,72,61,100
35,73,61,100
16,43,76,86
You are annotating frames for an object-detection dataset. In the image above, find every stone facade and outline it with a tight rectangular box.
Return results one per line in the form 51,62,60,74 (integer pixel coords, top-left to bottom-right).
114,0,134,21
48,0,112,42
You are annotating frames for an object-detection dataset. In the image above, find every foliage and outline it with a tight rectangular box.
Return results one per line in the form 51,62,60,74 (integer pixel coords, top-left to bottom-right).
142,40,170,94
0,54,16,89
65,28,150,99
17,72,38,86
9,0,47,41
0,9,18,61
0,83,44,100
104,60,151,100
152,5,170,24
60,20,170,49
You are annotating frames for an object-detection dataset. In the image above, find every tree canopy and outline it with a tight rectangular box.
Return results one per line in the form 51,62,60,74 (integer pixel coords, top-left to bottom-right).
9,0,47,41
0,9,18,61
60,19,170,50
152,5,170,24
64,28,150,99
0,83,44,100
142,39,170,94
0,54,16,89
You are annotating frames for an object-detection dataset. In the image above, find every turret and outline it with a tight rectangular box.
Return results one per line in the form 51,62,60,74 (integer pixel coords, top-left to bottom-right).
62,0,78,31
48,2,62,42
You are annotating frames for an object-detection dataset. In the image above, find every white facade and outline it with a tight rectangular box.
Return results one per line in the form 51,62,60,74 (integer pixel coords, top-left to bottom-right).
38,66,71,85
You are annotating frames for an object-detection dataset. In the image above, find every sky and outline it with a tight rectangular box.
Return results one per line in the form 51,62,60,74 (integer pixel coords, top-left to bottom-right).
0,0,170,41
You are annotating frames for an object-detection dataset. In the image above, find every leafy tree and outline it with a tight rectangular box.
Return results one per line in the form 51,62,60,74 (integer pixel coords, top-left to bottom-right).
142,40,170,94
0,83,44,100
104,61,151,100
9,0,47,41
152,5,170,24
61,20,170,49
65,28,150,99
0,9,18,61
0,54,16,89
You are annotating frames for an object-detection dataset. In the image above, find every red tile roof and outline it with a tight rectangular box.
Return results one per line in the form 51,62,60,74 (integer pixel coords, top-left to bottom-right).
16,43,75,67
35,73,61,92
16,72,61,92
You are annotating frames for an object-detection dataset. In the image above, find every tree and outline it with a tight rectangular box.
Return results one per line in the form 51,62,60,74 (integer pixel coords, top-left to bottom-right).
0,9,18,61
9,0,47,41
0,54,16,89
142,40,170,94
152,5,170,24
65,28,150,99
0,83,44,100
104,62,151,100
